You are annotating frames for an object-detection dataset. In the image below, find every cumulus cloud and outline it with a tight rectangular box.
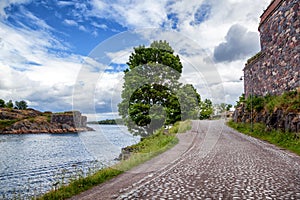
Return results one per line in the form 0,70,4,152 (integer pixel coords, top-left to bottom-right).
0,0,273,115
213,24,260,62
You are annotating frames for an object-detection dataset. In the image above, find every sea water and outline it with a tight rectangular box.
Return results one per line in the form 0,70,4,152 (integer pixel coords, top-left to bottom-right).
0,124,139,199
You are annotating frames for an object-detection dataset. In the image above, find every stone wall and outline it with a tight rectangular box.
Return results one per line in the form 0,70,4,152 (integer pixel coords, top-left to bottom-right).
233,103,300,133
51,111,87,128
244,0,299,98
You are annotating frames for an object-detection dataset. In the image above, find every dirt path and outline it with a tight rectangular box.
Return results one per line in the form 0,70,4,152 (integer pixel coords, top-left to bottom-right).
70,120,300,199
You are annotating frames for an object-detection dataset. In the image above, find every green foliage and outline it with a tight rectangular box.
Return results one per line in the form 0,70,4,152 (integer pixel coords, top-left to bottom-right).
0,99,5,107
238,90,300,113
216,103,232,114
168,120,192,134
150,40,174,53
0,119,18,130
235,93,245,108
127,41,182,73
38,168,122,200
5,100,14,109
246,95,265,112
226,104,232,111
89,119,123,125
199,99,213,120
118,41,192,137
124,128,178,154
177,84,201,120
42,112,52,123
246,51,262,65
15,100,28,110
227,120,300,156
277,90,300,112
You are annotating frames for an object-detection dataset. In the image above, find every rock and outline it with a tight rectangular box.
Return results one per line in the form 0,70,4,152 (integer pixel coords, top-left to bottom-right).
0,109,94,134
234,104,300,133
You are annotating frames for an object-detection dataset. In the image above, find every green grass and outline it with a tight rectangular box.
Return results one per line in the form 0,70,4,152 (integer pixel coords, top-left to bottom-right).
0,119,18,130
244,90,300,113
168,120,192,134
38,120,192,200
227,120,300,156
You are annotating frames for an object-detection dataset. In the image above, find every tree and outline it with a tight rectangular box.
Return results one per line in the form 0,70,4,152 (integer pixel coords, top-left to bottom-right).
199,99,213,119
235,93,245,108
0,99,5,107
15,100,28,110
216,103,233,113
226,104,232,111
119,40,187,137
177,84,201,120
6,100,14,109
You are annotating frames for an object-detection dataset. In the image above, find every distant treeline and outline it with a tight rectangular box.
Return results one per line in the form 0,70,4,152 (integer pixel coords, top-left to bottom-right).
88,119,124,125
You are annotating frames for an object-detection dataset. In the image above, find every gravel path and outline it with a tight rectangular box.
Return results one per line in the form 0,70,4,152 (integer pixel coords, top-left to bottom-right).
70,120,300,199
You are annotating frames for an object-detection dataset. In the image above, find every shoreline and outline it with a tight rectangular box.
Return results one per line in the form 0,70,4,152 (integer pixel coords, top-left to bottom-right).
0,126,94,134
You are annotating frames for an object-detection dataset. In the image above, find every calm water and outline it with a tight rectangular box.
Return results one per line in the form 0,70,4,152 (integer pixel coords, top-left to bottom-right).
0,125,139,199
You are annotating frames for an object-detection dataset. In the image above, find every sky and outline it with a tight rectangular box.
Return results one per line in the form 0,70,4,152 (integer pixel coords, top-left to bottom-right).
0,0,272,120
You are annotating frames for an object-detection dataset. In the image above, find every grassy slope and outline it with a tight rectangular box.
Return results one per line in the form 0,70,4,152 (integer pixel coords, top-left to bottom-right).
38,120,191,200
227,121,300,156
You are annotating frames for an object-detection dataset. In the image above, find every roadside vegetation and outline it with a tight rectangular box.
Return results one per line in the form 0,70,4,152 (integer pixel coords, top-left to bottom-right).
235,90,299,113
228,120,300,156
38,120,191,200
230,89,300,156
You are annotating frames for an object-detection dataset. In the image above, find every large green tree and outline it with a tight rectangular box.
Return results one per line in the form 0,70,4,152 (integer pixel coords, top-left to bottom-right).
0,99,5,108
119,40,201,137
199,99,213,119
15,100,28,110
6,100,13,109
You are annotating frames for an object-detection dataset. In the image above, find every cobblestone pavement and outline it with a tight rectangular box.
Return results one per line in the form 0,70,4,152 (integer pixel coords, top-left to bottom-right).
117,120,300,199
72,120,300,199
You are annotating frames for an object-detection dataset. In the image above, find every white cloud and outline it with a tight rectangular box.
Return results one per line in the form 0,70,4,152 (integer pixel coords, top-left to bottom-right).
91,22,108,30
0,0,274,114
0,0,30,18
57,1,75,7
90,0,168,29
63,19,78,26
105,48,132,64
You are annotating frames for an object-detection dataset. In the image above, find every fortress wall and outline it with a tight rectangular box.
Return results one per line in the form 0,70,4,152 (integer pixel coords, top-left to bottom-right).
244,0,299,98
51,111,87,128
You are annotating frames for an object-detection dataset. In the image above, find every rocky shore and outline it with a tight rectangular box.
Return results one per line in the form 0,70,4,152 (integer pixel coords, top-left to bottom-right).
0,108,93,134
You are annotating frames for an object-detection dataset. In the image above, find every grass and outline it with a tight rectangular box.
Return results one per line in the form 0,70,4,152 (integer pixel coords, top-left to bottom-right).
0,119,18,130
244,90,300,113
227,120,300,156
168,120,192,134
38,120,191,200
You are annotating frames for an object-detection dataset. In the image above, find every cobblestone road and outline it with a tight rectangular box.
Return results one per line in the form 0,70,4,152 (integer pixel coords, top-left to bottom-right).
72,120,300,199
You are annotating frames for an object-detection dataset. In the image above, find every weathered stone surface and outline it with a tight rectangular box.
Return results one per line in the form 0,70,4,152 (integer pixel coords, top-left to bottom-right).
233,104,300,133
244,0,300,98
0,108,93,134
0,108,41,120
239,0,299,132
51,111,87,128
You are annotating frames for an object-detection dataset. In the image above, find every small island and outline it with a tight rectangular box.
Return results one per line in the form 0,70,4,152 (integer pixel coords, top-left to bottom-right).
0,108,93,134
87,118,124,125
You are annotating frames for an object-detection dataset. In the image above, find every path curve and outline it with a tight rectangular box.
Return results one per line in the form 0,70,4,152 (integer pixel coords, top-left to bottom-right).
70,120,300,199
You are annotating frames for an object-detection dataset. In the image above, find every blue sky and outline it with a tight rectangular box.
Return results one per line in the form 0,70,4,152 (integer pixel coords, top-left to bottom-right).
0,0,271,120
